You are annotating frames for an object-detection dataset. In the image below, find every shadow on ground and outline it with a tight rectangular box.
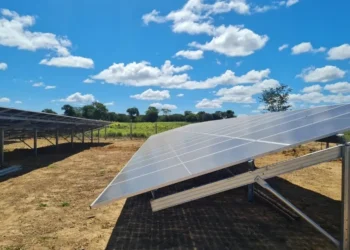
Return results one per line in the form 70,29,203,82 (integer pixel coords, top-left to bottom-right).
0,142,111,182
106,163,340,250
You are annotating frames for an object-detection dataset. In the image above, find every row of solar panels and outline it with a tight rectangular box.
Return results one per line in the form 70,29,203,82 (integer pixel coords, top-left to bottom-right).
92,104,350,207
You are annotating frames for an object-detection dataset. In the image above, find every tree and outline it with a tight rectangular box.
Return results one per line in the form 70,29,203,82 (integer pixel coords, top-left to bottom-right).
92,102,108,120
82,105,95,119
42,108,57,114
184,111,193,116
161,108,171,116
226,110,236,118
126,107,139,122
62,104,78,117
185,114,198,122
259,84,292,112
212,111,223,120
145,106,159,122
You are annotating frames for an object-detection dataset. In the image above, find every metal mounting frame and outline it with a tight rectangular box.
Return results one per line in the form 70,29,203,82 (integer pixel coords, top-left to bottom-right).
151,144,350,249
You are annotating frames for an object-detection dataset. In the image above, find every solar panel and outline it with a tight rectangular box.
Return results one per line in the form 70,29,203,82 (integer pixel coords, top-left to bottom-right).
91,104,350,207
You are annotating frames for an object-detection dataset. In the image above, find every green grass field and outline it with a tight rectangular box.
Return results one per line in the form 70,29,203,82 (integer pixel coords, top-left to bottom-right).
98,122,189,138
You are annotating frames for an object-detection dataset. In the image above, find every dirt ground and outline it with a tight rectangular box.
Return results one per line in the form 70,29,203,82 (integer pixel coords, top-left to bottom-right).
0,139,342,249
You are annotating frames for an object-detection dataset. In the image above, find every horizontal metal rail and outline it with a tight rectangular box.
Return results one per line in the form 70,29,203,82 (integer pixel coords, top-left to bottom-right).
151,145,342,212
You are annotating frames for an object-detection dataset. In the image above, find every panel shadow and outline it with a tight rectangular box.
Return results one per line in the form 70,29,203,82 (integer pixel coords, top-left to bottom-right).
106,164,340,250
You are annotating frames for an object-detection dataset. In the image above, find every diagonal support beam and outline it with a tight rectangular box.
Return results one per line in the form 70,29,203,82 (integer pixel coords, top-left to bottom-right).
151,145,342,212
255,176,339,247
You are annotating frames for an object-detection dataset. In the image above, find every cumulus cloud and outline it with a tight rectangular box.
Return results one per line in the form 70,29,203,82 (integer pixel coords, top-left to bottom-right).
15,100,22,104
32,82,45,87
297,65,345,83
174,50,203,60
0,9,94,68
130,89,170,100
0,62,7,70
253,0,299,13
327,44,350,60
290,92,350,104
150,103,177,110
177,93,184,97
40,56,94,69
0,97,10,103
190,25,268,57
45,85,56,89
83,78,95,83
59,92,95,103
291,42,326,55
216,79,280,104
92,60,271,89
196,98,222,109
278,44,289,51
324,82,350,94
302,84,322,93
142,1,267,57
104,101,115,106
285,0,299,7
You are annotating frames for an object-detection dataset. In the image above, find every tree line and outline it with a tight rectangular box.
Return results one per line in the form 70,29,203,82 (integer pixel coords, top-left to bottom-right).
41,103,236,123
42,84,292,122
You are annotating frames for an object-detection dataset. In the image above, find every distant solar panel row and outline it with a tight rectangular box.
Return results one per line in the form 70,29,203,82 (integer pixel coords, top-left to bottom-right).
92,104,350,207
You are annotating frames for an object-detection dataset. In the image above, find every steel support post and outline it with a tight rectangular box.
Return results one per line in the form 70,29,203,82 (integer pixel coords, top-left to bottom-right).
33,128,37,157
248,160,255,202
342,143,350,250
82,130,85,144
55,129,59,151
71,129,74,148
97,129,100,143
255,176,339,247
0,128,4,167
91,129,93,144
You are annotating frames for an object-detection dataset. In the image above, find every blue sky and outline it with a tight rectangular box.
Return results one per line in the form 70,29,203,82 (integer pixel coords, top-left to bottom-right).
0,0,350,115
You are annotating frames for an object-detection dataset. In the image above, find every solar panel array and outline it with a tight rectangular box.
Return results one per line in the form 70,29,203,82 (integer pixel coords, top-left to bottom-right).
0,106,111,139
91,104,350,207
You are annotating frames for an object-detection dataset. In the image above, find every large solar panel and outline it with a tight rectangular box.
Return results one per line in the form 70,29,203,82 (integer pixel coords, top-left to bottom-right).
91,104,350,207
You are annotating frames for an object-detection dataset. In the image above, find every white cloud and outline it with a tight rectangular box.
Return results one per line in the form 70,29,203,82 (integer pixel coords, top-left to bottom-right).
83,78,95,83
59,92,95,103
0,9,94,69
174,50,203,60
15,100,22,104
216,59,221,65
0,97,10,102
236,61,242,67
130,89,170,100
177,93,184,97
291,42,326,55
150,103,177,110
0,9,70,56
32,82,45,87
142,10,167,25
196,98,222,109
286,0,299,7
190,25,268,57
0,62,7,70
290,92,350,104
216,79,280,104
302,84,322,93
92,59,271,89
324,82,350,94
297,65,345,83
40,56,94,69
45,85,56,89
278,44,289,51
327,44,350,60
104,101,115,106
